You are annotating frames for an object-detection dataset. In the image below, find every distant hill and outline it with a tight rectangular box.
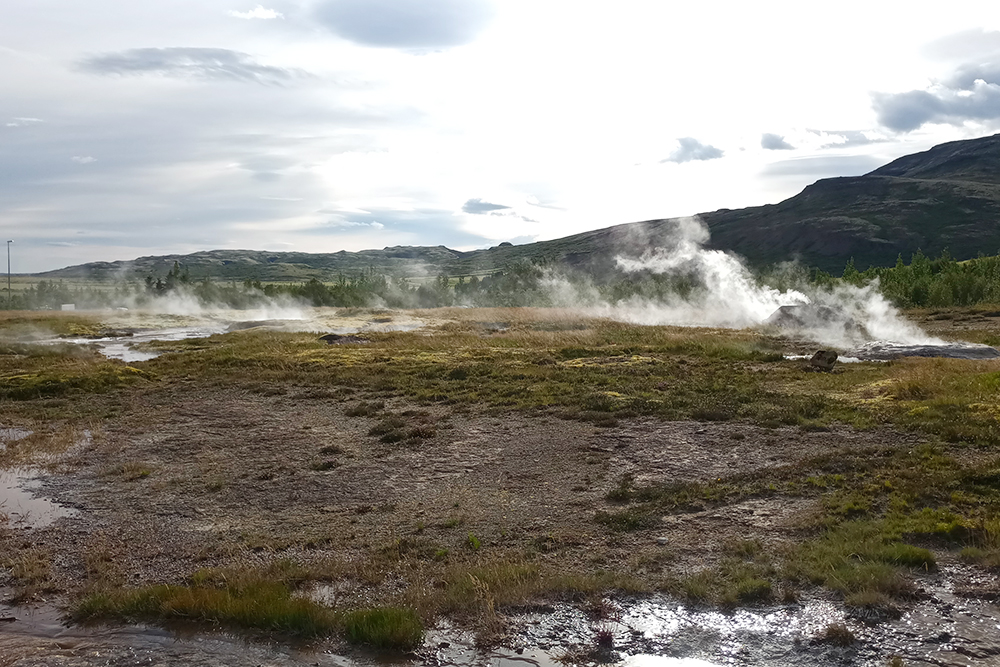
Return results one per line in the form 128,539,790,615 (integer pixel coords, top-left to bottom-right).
702,133,1000,271
37,133,1000,280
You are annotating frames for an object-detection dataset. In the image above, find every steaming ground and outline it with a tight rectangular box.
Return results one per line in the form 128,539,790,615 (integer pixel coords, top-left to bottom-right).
14,215,987,358
547,216,946,351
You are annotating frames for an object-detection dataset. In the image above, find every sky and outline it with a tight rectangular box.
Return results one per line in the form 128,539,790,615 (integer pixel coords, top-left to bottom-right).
3,1,1000,272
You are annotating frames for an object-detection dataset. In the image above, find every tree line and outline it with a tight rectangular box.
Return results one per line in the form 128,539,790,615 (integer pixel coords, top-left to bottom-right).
6,251,1000,311
822,250,1000,308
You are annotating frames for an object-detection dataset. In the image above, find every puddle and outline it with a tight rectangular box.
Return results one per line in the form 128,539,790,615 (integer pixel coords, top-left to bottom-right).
0,467,78,529
2,579,998,666
854,564,1000,666
625,659,724,667
1,428,85,529
59,324,230,362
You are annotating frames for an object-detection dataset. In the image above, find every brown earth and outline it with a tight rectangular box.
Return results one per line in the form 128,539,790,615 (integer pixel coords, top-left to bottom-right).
2,383,925,610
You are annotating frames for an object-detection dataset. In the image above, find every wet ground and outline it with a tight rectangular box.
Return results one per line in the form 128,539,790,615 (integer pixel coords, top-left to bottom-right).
36,307,1000,365
2,309,999,665
1,405,996,666
2,573,997,667
848,341,1000,361
36,310,433,362
0,467,78,529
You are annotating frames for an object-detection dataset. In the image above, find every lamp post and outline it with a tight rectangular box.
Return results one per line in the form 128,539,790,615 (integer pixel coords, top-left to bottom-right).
6,240,11,309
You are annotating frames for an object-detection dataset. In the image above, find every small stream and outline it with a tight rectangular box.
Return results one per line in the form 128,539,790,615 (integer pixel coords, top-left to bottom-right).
56,324,230,362
43,313,430,362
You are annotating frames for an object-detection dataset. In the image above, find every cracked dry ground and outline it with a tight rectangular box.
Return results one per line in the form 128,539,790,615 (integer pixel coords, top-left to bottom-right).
2,383,926,613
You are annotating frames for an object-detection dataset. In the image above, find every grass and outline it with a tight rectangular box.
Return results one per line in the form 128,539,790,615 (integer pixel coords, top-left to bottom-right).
73,562,423,649
71,557,643,648
8,310,999,447
343,607,423,650
599,440,998,609
4,548,58,603
668,540,777,606
815,622,855,646
74,581,338,637
0,424,89,467
785,521,933,605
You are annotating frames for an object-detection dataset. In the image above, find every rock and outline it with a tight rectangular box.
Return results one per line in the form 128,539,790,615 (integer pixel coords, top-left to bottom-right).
319,333,367,345
809,350,838,371
764,304,867,337
227,319,295,332
655,536,669,546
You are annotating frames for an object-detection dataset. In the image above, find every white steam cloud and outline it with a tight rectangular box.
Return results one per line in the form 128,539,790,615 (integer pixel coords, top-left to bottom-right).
546,216,940,350
137,289,307,322
612,216,809,328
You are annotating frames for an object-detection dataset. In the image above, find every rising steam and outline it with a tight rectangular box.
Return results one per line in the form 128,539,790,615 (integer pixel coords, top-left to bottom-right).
548,216,940,350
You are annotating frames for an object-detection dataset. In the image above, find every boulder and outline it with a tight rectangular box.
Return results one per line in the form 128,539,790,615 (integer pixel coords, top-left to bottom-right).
764,304,867,337
809,350,838,371
319,333,367,345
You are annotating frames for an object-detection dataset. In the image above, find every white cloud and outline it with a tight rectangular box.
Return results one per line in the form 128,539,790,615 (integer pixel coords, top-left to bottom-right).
761,133,794,150
327,219,385,230
313,0,494,49
662,138,724,164
228,5,283,20
71,156,97,164
6,117,43,127
78,48,303,84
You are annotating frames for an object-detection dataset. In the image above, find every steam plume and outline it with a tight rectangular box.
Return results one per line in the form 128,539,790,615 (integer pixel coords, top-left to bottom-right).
553,216,940,349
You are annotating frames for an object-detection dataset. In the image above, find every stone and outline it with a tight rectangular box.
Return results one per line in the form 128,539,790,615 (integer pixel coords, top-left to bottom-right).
319,333,367,345
809,350,838,371
764,304,866,337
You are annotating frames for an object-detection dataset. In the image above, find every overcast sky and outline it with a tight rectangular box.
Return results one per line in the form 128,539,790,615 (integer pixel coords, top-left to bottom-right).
4,1,1000,272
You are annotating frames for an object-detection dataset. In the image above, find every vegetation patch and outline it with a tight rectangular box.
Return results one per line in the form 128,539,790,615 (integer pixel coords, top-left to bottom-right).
1,364,151,400
343,607,424,650
74,581,337,637
668,541,777,606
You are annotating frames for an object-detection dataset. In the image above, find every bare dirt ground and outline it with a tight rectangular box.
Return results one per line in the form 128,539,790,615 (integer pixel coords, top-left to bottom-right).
0,381,930,664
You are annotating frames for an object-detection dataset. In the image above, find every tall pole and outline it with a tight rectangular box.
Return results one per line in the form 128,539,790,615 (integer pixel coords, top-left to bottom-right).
6,240,11,309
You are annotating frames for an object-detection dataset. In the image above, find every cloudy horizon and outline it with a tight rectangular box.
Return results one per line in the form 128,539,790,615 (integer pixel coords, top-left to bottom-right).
3,2,1000,272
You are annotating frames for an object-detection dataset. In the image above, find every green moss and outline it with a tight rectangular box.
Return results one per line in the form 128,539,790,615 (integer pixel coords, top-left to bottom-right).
1,364,151,400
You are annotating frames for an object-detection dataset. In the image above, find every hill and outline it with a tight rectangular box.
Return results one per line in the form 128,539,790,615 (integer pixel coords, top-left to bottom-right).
37,133,1000,281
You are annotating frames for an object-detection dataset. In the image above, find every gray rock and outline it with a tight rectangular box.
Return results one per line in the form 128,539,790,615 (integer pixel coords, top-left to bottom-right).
810,350,838,371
